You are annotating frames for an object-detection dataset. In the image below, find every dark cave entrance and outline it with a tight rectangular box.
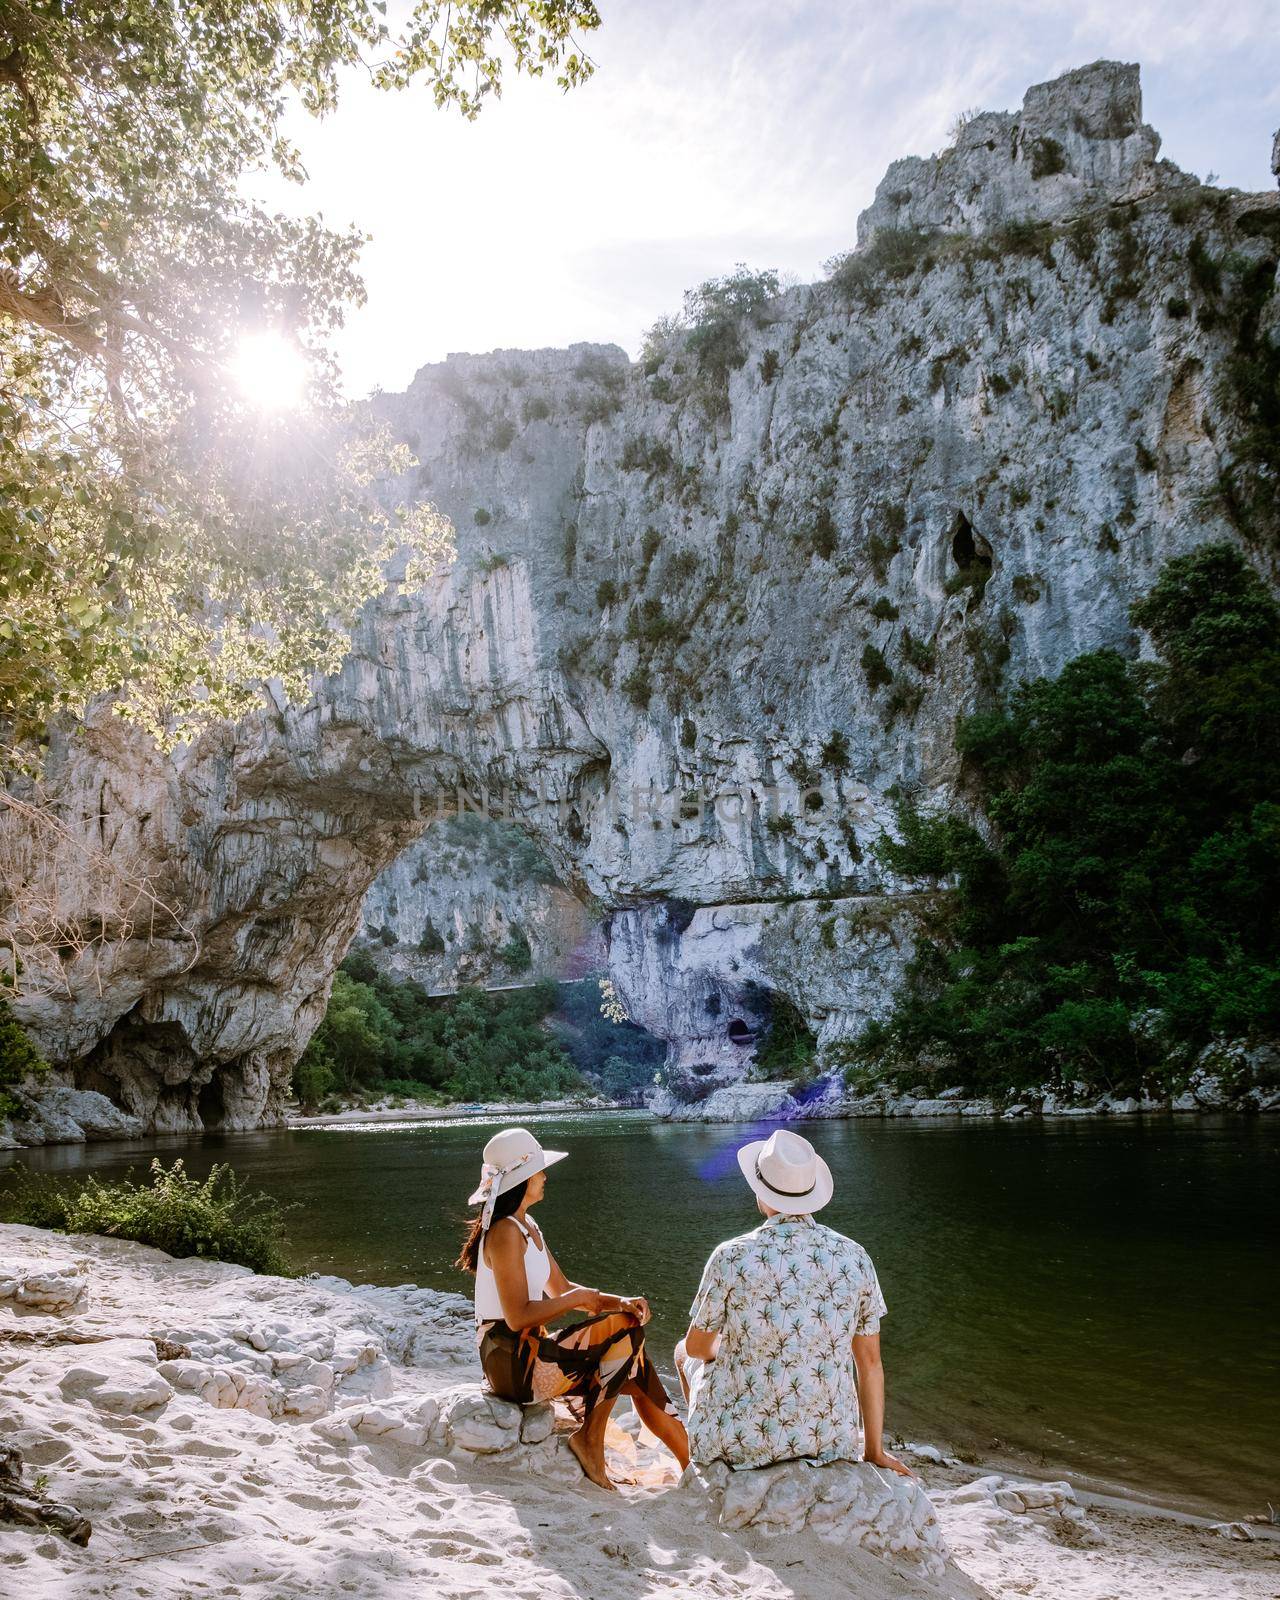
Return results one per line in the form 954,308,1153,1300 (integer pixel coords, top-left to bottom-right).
197,1073,225,1130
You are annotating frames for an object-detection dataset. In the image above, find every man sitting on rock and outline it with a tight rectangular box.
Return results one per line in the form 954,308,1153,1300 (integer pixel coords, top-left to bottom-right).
676,1129,914,1477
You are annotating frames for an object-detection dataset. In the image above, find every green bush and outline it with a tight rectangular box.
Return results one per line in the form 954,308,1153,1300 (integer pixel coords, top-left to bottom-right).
826,228,937,299
545,980,664,1091
0,1159,296,1275
811,506,838,559
293,1054,336,1111
682,265,779,368
860,643,893,689
621,665,653,708
1029,136,1066,179
620,436,673,475
900,629,936,672
820,729,850,771
0,1000,47,1119
499,928,533,973
853,543,1280,1098
1188,235,1222,297
417,918,446,954
751,992,817,1081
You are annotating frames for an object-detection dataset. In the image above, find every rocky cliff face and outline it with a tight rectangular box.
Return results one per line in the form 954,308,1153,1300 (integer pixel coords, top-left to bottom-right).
353,814,603,991
6,60,1278,1139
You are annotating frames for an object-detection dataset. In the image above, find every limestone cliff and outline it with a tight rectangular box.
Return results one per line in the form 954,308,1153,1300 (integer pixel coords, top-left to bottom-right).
6,60,1278,1139
353,814,604,992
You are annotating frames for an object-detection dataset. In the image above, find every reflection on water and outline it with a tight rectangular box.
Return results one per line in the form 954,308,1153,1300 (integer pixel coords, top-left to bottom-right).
5,1110,1276,1520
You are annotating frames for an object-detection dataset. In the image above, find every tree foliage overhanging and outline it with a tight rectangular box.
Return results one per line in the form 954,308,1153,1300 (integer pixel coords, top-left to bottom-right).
855,543,1280,1097
0,0,599,745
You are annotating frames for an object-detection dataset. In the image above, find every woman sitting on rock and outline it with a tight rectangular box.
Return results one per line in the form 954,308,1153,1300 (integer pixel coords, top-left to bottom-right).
457,1126,688,1489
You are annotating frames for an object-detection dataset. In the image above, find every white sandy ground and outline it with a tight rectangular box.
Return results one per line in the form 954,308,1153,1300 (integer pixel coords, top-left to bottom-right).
1,1224,1275,1600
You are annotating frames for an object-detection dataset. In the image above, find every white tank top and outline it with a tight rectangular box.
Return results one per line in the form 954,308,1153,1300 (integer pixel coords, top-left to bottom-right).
474,1215,551,1324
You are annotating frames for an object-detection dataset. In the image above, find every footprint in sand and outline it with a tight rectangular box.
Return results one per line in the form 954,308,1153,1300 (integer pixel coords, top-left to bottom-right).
412,1536,504,1563
285,1491,361,1511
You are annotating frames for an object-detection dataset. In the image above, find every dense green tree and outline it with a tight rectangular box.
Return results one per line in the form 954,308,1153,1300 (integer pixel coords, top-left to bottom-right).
292,960,589,1103
857,544,1280,1097
545,977,664,1083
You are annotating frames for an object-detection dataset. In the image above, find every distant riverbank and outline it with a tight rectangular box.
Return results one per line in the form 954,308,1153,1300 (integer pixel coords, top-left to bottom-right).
285,1094,627,1129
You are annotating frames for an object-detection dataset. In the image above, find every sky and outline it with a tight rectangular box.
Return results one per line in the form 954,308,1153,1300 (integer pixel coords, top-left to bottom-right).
251,0,1280,400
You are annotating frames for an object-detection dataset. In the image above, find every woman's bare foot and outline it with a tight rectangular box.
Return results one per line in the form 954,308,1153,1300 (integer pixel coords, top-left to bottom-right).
568,1429,616,1491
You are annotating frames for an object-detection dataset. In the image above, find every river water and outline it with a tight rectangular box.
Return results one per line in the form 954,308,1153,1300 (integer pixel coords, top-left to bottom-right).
5,1110,1275,1520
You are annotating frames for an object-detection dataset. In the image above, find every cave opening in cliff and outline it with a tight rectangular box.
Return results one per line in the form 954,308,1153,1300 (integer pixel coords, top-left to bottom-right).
727,1017,755,1047
950,510,994,604
197,1073,225,1130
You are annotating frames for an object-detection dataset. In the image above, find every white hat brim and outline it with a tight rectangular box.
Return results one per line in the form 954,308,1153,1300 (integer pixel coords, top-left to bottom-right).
467,1147,568,1205
736,1139,833,1213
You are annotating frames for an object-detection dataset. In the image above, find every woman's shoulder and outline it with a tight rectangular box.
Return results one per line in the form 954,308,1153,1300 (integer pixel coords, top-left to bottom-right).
484,1216,526,1254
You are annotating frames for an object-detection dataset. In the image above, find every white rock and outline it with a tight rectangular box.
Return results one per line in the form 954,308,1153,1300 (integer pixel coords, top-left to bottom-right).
519,1402,555,1444
59,1340,172,1414
442,1389,523,1454
685,1458,949,1576
0,1260,87,1311
905,1443,945,1464
282,1384,331,1420
1209,1520,1255,1540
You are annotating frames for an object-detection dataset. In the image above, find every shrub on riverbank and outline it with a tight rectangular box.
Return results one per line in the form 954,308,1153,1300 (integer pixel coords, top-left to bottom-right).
0,1158,295,1275
854,544,1280,1098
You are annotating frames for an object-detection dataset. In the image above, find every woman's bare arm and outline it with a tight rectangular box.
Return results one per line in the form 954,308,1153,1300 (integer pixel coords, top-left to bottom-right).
683,1324,720,1361
526,1221,644,1321
851,1333,915,1478
485,1220,602,1330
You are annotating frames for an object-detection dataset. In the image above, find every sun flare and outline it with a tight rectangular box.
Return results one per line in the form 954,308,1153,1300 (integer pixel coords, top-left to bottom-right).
230,331,309,412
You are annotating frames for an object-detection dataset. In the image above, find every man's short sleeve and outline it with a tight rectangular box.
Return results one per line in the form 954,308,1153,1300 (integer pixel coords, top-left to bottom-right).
854,1255,887,1336
688,1242,733,1332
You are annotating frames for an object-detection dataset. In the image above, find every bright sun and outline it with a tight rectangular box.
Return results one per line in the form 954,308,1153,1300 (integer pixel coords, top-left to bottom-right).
230,331,309,412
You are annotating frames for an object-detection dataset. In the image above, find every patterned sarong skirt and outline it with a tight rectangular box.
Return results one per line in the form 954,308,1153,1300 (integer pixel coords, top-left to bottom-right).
476,1310,678,1419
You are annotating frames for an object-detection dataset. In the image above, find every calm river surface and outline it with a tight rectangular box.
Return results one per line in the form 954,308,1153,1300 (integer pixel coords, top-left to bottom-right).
5,1111,1275,1520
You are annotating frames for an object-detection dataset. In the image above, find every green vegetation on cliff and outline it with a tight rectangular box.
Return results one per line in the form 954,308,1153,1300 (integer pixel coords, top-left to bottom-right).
854,544,1280,1097
0,998,47,1118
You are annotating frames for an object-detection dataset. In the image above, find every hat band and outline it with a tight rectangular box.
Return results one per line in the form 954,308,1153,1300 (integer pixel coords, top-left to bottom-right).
755,1155,817,1199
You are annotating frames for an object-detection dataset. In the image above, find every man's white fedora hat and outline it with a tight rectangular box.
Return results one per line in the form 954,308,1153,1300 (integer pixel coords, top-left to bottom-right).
467,1127,568,1226
736,1128,833,1214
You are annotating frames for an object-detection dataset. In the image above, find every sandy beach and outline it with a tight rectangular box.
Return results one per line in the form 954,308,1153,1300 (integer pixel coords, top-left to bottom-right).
1,1223,1273,1600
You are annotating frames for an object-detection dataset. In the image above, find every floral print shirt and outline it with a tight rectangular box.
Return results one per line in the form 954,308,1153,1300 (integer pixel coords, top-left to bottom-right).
685,1213,887,1469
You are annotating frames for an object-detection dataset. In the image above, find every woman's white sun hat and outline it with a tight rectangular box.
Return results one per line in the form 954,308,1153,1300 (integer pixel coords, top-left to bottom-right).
468,1127,568,1231
736,1128,833,1214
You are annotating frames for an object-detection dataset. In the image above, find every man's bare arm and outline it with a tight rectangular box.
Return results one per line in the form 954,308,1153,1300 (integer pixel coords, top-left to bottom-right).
852,1333,915,1479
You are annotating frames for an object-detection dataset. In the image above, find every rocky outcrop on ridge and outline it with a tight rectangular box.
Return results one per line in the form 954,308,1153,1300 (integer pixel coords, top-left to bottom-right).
5,60,1278,1138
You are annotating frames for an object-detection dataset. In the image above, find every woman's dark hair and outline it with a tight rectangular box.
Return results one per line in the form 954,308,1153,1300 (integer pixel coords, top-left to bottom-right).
455,1179,529,1274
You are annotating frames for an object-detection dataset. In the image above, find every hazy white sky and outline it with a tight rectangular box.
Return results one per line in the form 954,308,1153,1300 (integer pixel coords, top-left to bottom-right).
253,0,1280,399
